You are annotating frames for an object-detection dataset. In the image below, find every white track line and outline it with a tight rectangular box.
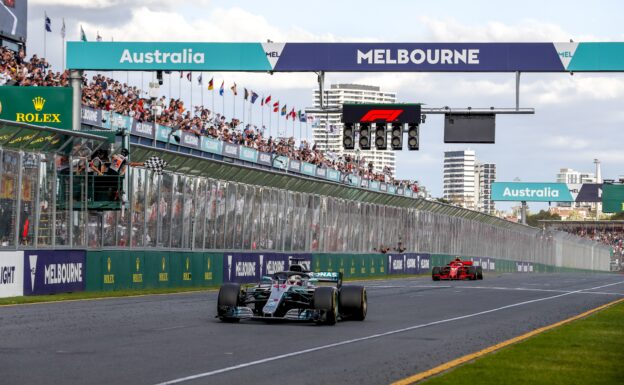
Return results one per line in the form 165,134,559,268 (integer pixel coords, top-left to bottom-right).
153,280,624,385
366,284,624,296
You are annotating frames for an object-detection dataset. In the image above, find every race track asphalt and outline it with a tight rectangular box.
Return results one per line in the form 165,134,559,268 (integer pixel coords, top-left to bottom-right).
2,272,623,385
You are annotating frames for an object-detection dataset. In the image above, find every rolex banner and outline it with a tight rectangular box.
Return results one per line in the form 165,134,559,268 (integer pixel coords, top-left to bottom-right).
0,87,73,129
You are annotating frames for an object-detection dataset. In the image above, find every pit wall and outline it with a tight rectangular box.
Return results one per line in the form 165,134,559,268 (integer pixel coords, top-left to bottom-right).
0,250,604,298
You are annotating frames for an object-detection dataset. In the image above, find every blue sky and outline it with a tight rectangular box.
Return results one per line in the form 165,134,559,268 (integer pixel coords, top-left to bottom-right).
24,0,624,212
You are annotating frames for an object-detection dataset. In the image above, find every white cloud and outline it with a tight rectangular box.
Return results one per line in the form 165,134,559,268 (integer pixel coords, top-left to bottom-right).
418,16,601,42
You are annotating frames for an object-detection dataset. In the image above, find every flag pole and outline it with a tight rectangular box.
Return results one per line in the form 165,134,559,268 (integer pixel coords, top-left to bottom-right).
178,72,182,100
168,72,172,100
222,82,225,118
200,73,204,109
190,72,193,114
269,105,272,138
249,100,253,129
232,88,236,124
242,93,245,127
43,12,47,59
261,95,264,132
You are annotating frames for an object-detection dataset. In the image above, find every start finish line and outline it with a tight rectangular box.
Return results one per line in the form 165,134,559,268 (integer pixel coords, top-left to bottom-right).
66,42,624,72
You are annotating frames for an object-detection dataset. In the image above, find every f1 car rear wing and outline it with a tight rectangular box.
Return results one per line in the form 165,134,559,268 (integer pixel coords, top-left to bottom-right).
308,271,343,287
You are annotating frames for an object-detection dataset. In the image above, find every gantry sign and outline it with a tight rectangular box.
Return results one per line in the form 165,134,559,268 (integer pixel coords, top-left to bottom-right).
65,42,624,146
67,42,624,72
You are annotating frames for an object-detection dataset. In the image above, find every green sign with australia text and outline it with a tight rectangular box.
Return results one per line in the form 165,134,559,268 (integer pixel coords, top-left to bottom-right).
0,86,73,129
492,182,574,202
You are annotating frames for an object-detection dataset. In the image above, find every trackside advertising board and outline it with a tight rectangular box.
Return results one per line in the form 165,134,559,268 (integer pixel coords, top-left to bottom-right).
67,42,624,72
492,182,574,202
387,253,430,274
0,87,73,129
0,251,24,298
23,250,86,295
223,253,313,283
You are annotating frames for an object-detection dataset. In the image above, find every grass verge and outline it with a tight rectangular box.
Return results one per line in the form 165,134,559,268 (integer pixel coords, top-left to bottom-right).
419,300,624,385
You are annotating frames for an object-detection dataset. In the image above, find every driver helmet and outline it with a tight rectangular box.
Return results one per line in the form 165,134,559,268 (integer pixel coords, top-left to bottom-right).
288,274,302,286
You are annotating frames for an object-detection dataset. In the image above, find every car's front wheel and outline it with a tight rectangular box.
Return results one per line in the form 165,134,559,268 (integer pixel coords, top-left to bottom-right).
217,283,241,323
432,266,441,281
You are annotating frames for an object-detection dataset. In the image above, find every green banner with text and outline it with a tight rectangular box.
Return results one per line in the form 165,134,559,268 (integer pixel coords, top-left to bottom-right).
0,86,73,129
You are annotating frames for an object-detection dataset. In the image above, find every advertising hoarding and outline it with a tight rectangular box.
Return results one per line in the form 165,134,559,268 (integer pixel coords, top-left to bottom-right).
492,182,574,202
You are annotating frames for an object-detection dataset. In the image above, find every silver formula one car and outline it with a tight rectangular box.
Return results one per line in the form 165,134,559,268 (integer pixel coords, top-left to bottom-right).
216,264,367,325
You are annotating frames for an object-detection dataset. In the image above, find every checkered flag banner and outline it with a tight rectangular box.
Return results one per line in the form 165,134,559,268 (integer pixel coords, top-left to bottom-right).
144,156,168,175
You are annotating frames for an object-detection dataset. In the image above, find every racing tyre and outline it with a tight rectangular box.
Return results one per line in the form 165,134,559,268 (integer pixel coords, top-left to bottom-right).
476,266,484,280
467,266,477,280
217,283,242,323
339,286,367,321
313,287,338,325
432,266,441,281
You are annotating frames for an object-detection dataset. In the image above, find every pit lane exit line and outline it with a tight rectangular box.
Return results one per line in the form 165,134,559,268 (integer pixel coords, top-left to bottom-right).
153,280,624,385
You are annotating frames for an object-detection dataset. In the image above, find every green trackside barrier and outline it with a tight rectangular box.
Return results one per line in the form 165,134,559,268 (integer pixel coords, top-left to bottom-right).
86,250,224,292
144,252,171,289
86,251,102,292
313,253,386,279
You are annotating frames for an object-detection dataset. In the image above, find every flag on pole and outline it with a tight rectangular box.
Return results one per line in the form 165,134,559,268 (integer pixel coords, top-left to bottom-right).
219,81,224,96
186,72,192,82
80,25,87,41
208,77,214,90
45,14,52,32
250,92,259,104
298,110,307,122
265,95,272,105
273,101,279,112
261,95,264,106
289,108,296,119
180,71,184,78
96,31,102,41
61,18,66,38
281,105,287,116
197,74,203,85
244,88,249,100
230,83,238,95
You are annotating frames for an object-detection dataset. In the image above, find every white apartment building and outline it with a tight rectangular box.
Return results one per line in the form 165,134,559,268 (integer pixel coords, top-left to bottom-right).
443,150,496,213
443,150,477,210
306,84,397,178
556,168,597,208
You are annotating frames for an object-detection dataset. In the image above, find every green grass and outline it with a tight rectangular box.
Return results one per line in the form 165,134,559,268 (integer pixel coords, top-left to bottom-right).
0,274,428,306
422,300,624,385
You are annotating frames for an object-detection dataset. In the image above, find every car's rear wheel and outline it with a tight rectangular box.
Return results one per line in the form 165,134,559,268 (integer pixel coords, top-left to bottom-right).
476,266,484,280
432,266,441,281
314,287,338,325
217,283,241,323
339,286,367,321
467,266,477,280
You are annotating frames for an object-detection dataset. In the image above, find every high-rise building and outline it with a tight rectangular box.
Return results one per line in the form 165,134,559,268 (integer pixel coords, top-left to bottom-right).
477,163,496,214
556,167,596,208
443,150,496,213
443,150,477,210
306,84,397,178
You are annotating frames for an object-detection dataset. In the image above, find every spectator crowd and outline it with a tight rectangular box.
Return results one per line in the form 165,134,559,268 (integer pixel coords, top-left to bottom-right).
0,46,420,191
568,227,624,260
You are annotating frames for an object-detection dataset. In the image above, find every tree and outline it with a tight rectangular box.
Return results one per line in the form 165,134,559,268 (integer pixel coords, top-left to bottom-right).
526,210,562,227
610,211,624,220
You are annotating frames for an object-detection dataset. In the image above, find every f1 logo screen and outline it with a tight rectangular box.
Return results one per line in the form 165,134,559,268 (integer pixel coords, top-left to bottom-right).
360,109,403,122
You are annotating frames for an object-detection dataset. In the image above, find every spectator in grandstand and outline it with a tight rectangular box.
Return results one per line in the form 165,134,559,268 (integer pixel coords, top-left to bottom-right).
0,46,420,189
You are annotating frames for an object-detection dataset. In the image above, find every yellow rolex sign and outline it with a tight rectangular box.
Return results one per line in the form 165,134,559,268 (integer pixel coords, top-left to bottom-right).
0,87,73,129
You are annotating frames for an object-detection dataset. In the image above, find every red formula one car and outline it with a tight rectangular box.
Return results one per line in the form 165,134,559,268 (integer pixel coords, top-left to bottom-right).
432,258,483,281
